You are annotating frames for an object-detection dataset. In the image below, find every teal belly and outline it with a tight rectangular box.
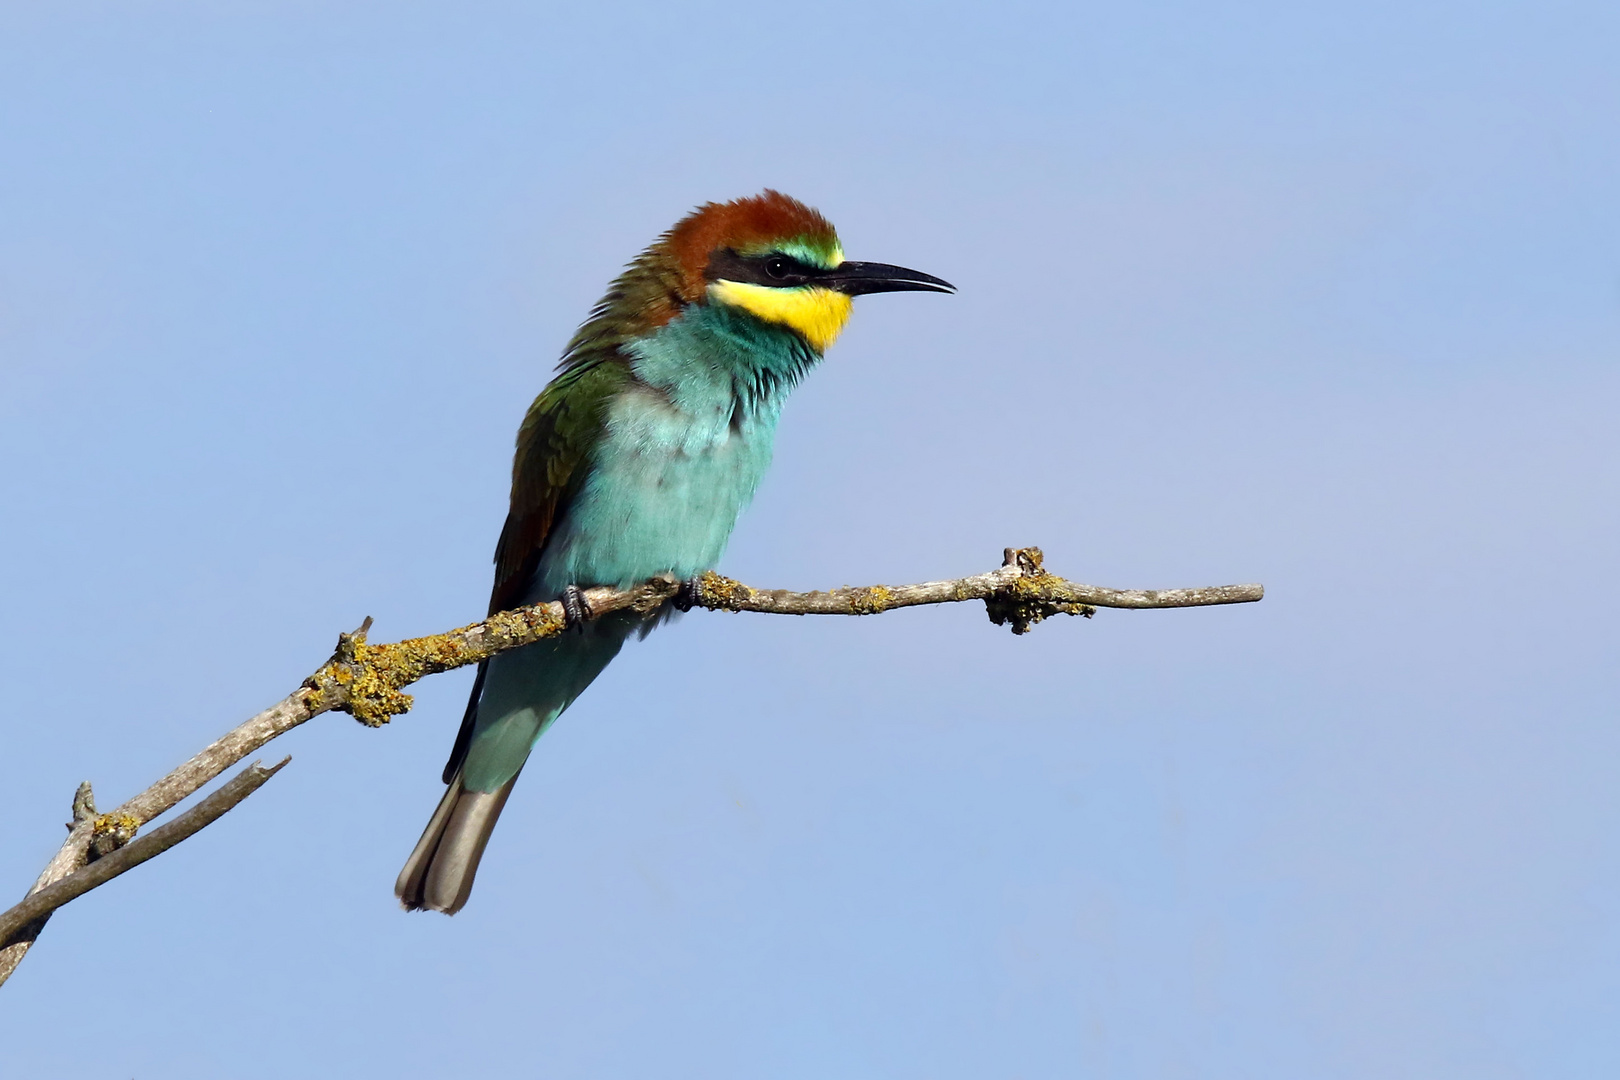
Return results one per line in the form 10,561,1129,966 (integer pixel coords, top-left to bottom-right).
466,392,778,792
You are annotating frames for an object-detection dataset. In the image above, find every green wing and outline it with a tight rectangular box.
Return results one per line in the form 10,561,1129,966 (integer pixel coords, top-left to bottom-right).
488,357,629,615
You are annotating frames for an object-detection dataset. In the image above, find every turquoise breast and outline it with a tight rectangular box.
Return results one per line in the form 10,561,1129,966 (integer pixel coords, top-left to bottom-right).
533,303,817,596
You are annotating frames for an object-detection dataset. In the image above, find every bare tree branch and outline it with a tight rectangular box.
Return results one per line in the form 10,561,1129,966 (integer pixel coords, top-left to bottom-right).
0,760,288,950
0,546,1262,986
683,547,1264,633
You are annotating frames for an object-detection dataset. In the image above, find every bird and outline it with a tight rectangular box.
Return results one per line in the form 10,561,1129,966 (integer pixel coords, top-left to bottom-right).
396,190,953,913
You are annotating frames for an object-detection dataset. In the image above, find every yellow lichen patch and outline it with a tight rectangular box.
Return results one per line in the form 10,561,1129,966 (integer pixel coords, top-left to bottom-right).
485,606,567,643
89,811,140,858
346,635,465,725
342,641,417,727
706,281,853,352
848,585,893,615
1009,573,1051,601
92,812,139,837
695,571,754,610
310,606,574,727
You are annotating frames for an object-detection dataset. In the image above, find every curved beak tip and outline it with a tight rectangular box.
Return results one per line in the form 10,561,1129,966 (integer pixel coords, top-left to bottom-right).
828,260,955,297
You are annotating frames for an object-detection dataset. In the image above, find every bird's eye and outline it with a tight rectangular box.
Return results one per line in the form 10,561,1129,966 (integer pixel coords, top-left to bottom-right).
764,256,791,280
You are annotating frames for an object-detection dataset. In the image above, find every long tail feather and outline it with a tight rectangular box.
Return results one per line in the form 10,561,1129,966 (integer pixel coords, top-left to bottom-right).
395,768,519,914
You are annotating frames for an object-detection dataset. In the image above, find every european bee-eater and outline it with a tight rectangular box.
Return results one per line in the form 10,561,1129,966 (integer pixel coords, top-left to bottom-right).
396,191,953,913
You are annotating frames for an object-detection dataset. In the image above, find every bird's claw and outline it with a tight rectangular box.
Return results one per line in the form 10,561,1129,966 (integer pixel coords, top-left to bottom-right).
561,584,593,632
673,574,705,613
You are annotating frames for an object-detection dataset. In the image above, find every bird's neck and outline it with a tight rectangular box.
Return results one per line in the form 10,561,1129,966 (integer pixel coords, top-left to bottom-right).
625,302,819,424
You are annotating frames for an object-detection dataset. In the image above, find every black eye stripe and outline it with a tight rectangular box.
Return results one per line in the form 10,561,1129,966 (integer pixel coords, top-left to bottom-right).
704,248,825,289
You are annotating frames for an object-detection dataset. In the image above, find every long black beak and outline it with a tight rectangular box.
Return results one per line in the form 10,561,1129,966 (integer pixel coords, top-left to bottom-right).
821,260,955,296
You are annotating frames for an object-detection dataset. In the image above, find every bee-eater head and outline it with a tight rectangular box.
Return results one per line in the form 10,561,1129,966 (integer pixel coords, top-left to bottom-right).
659,190,954,353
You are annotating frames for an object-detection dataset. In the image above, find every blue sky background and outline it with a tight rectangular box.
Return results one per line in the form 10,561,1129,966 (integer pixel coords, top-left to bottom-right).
2,2,1617,1076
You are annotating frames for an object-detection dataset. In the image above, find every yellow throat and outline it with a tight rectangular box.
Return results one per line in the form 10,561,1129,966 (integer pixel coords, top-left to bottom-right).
707,280,854,353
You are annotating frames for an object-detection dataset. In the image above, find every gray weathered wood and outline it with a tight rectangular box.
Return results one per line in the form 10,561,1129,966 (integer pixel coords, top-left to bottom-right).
0,761,288,951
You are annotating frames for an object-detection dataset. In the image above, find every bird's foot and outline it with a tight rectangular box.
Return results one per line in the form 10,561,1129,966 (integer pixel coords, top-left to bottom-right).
561,584,594,632
673,573,706,613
